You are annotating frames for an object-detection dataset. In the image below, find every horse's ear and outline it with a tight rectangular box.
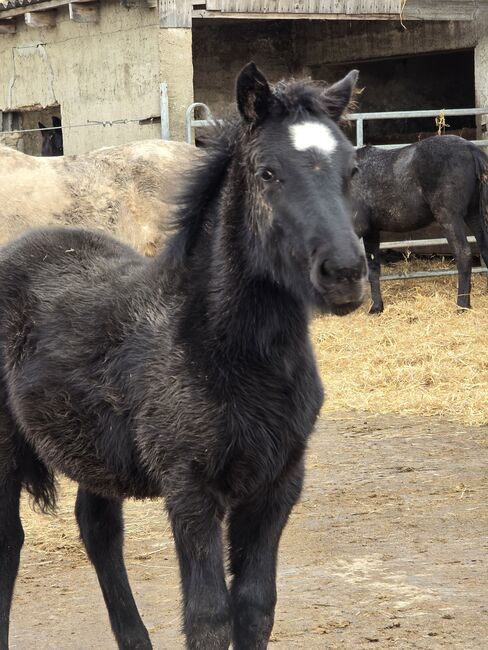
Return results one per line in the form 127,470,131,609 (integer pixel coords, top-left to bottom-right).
236,62,272,124
52,116,61,127
322,70,359,121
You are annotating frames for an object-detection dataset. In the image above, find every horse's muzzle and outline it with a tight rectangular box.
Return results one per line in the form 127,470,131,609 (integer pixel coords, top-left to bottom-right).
311,248,368,314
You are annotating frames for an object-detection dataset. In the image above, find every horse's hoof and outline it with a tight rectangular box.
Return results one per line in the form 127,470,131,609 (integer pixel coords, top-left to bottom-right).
368,305,384,315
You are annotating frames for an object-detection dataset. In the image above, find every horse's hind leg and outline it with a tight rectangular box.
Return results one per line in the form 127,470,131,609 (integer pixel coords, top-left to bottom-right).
75,488,152,650
363,231,384,313
465,211,488,288
0,471,23,649
441,218,473,309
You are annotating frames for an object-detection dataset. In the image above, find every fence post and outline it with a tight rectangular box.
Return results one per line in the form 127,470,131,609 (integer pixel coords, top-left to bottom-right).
160,82,170,140
356,116,364,147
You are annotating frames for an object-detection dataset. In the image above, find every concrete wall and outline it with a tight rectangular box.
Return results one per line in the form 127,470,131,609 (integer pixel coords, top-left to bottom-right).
0,1,193,154
475,27,488,138
159,28,194,143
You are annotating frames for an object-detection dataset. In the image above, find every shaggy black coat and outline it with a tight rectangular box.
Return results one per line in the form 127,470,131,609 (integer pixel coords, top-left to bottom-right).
0,63,366,650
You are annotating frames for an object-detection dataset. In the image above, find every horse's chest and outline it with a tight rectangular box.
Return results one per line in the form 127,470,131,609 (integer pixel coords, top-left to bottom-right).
216,366,323,492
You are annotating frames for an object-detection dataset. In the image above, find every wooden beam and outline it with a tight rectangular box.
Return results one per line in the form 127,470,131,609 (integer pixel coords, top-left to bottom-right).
69,1,99,22
0,0,156,20
25,9,56,27
194,10,395,20
122,0,157,7
0,17,15,32
0,0,68,19
196,0,482,21
160,0,192,27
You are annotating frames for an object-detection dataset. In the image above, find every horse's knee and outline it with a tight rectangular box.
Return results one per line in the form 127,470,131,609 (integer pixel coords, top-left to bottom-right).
185,607,232,650
233,599,274,650
0,517,24,556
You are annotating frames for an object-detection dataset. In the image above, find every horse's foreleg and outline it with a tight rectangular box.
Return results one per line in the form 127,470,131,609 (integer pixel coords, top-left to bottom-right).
442,221,472,309
228,458,305,650
0,474,23,650
363,232,384,313
166,484,231,650
75,488,152,650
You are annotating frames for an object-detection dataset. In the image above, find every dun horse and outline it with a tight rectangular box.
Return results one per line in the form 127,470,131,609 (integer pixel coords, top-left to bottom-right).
0,63,366,650
0,138,201,256
352,135,488,312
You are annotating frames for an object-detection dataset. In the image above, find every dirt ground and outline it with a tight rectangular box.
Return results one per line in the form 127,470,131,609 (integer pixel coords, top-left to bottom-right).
9,410,487,650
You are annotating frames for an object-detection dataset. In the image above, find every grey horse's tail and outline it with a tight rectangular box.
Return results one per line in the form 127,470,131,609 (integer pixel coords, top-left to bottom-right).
470,144,488,234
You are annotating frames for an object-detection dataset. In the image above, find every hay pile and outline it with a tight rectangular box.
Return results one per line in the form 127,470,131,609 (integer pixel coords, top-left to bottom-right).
313,261,488,426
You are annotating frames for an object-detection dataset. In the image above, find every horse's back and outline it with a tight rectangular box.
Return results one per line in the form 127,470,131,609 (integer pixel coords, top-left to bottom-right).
0,226,146,320
354,136,482,230
0,227,158,498
408,136,481,212
0,140,201,255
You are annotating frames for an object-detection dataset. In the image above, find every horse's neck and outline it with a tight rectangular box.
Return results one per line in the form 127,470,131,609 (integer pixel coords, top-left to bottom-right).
182,171,309,359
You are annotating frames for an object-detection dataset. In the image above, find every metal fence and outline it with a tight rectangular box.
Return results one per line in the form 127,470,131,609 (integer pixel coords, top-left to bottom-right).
350,107,488,149
0,82,170,144
185,103,488,281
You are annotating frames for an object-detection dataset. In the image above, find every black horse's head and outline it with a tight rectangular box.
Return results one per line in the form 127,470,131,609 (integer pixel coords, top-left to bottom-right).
236,63,367,315
39,116,64,157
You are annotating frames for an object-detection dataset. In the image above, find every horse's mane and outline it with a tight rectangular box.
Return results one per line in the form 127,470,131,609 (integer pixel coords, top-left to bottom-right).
271,79,355,123
162,118,237,267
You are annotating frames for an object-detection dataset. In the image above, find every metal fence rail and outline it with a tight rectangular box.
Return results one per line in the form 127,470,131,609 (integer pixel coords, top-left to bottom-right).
349,107,488,149
380,236,488,280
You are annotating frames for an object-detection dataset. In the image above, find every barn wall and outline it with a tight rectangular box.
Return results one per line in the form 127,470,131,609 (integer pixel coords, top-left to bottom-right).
192,18,478,118
159,28,194,143
475,30,488,139
0,1,193,154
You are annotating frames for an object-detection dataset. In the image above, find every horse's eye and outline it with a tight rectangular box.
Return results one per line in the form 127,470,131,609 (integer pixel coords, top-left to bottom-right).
351,165,359,178
259,169,275,182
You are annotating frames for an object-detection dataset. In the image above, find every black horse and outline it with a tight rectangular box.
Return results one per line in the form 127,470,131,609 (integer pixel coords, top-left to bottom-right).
0,64,366,650
352,135,488,312
38,116,63,156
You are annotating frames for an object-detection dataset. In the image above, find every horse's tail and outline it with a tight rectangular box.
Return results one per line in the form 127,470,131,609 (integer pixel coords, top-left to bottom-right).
19,439,58,513
470,144,488,234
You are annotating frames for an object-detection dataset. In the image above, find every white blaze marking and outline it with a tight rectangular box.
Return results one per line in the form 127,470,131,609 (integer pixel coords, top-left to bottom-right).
290,122,338,156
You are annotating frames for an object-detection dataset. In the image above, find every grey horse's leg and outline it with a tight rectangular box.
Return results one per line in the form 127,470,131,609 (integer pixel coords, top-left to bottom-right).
363,231,384,313
441,219,473,309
